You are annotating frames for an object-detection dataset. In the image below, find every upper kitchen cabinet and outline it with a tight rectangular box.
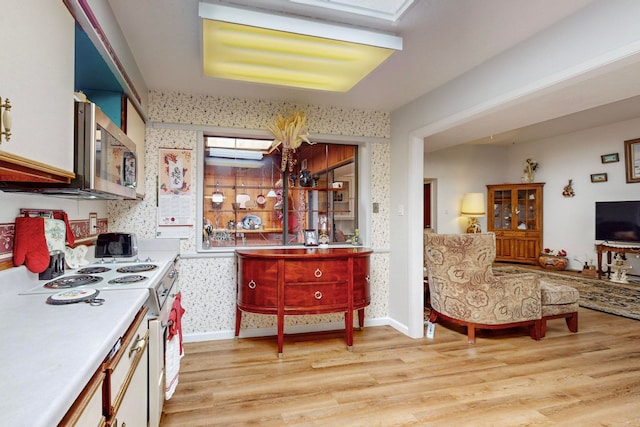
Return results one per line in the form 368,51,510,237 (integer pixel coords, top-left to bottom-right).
0,1,76,183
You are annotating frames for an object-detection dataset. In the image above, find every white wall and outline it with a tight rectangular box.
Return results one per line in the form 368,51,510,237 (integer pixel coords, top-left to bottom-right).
425,144,508,234
427,116,640,272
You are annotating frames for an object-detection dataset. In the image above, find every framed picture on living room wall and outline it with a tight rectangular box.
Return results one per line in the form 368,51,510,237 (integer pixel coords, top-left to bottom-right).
601,152,619,163
624,138,640,183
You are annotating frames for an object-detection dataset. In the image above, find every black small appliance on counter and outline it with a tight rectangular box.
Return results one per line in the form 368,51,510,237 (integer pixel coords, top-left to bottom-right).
39,250,65,280
95,233,138,258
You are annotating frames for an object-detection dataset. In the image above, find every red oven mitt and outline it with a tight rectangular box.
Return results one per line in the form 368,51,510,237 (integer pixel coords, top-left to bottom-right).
13,217,50,273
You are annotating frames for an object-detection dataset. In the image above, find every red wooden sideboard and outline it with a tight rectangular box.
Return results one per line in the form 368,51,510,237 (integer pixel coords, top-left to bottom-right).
235,247,372,357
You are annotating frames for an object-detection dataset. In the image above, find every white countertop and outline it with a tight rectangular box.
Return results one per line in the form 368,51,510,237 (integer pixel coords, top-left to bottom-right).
0,270,148,426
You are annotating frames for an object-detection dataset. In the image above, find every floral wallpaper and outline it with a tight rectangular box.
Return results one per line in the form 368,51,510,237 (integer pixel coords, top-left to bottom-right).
109,90,391,338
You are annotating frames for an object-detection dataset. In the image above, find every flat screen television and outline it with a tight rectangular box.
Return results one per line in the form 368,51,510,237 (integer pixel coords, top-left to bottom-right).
595,201,640,243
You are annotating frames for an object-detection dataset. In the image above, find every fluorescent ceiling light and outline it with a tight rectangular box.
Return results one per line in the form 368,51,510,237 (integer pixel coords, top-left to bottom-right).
208,147,264,160
199,3,402,92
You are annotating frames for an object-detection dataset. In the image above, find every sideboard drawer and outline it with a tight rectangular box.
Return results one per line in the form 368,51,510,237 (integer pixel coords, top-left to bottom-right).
284,282,348,308
237,258,278,309
284,259,348,282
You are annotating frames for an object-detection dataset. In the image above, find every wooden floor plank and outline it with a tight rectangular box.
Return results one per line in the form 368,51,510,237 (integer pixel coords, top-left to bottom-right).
161,308,640,426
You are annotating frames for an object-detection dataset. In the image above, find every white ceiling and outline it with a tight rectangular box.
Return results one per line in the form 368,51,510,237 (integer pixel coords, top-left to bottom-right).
108,0,640,147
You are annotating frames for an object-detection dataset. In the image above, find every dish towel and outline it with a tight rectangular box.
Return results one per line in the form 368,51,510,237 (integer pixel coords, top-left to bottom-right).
13,217,50,273
52,211,75,246
165,293,185,400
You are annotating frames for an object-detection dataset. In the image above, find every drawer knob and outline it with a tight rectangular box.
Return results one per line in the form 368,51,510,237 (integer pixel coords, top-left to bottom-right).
366,274,370,283
314,290,323,300
248,280,256,289
314,268,323,278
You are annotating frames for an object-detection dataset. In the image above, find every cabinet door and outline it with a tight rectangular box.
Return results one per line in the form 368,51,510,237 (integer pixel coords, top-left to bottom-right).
353,257,370,308
108,341,148,427
491,189,513,230
237,258,278,310
1,2,74,173
494,233,514,260
516,188,539,231
104,308,148,424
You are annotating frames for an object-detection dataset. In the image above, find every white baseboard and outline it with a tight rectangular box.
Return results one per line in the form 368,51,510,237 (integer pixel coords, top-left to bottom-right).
183,316,395,343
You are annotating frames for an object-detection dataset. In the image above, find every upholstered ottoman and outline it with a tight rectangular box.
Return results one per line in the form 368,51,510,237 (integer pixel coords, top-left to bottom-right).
540,280,579,337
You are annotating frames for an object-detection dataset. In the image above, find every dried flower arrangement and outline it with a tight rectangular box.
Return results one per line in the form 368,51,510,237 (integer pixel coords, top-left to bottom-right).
268,111,312,172
523,158,539,182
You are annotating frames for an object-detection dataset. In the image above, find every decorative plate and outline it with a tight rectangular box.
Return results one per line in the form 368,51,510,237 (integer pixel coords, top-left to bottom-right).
240,214,262,230
211,191,224,204
46,288,100,305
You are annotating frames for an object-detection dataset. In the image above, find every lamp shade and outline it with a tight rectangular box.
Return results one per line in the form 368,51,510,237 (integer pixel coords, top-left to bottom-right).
461,193,485,217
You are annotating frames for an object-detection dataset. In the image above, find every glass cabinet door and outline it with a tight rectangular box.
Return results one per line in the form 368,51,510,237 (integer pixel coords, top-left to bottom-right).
492,189,512,230
517,188,538,230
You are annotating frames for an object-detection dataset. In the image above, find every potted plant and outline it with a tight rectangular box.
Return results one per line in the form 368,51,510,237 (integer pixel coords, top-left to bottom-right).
538,248,568,270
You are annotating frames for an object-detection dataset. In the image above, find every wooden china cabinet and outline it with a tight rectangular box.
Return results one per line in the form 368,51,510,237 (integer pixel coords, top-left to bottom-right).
486,183,544,264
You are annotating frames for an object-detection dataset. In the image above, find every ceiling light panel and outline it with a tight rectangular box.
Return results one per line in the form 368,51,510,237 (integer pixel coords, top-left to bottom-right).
199,3,402,92
289,0,415,22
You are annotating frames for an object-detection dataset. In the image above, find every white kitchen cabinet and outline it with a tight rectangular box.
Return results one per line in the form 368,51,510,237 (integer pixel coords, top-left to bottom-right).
0,1,75,180
104,307,149,427
58,370,107,427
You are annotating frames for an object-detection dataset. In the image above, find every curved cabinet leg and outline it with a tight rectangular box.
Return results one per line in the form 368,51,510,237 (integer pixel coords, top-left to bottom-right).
234,307,242,339
357,308,365,329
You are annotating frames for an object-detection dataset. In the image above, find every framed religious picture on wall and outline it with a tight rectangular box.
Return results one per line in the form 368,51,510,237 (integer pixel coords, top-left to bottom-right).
624,138,640,183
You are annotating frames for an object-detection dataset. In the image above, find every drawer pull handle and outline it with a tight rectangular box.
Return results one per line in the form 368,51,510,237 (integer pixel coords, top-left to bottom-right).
314,290,323,300
314,268,323,278
129,334,146,358
248,280,256,289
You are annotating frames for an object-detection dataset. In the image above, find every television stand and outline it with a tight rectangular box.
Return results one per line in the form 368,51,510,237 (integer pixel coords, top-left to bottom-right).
596,243,640,279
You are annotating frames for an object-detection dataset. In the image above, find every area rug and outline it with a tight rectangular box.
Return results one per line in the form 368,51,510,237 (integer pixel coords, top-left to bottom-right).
493,265,640,321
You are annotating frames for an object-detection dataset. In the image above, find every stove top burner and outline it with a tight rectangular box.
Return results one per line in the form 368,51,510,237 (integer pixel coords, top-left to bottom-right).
116,264,158,274
77,266,111,274
108,275,149,285
44,275,103,289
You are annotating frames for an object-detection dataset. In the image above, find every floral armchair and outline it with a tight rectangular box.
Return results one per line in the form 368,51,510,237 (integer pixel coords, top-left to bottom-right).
424,233,542,343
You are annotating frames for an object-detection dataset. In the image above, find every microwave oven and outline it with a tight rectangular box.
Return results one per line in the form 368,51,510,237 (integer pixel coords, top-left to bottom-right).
2,101,138,200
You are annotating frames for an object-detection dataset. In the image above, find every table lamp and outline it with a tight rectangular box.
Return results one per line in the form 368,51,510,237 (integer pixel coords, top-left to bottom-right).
461,192,485,233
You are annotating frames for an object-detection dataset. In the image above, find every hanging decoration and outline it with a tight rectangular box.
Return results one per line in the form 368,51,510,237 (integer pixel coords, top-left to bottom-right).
562,179,575,197
268,111,313,172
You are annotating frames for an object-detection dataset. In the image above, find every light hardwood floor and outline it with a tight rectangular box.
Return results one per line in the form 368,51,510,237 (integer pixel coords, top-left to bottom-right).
161,308,640,426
